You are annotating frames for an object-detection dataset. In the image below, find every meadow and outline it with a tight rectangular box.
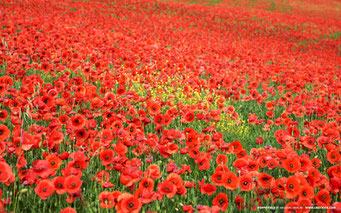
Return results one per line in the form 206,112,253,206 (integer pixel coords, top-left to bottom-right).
0,0,340,212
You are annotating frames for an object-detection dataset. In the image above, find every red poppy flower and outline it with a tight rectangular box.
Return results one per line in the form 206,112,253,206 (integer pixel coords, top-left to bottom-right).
153,114,164,125
139,178,154,191
211,171,224,186
197,157,210,171
327,150,341,164
299,156,312,172
297,199,313,212
53,176,66,195
186,133,199,149
146,164,161,180
100,149,115,166
231,140,243,153
255,137,264,145
62,166,82,178
246,160,259,172
236,149,247,158
116,193,141,213
134,188,156,204
284,201,300,213
216,154,228,165
0,142,5,155
301,136,316,150
257,156,268,168
0,124,10,141
0,110,8,121
33,160,55,178
117,85,126,96
283,157,301,173
257,173,274,188
239,175,255,191
48,130,64,145
166,173,184,189
126,124,137,135
60,207,77,213
311,158,321,168
235,195,245,210
16,156,27,170
215,164,230,174
148,102,161,115
222,172,239,190
35,179,55,200
212,193,228,211
198,179,216,196
114,142,128,156
68,157,87,170
184,111,195,123
71,114,86,129
314,189,331,207
285,176,301,199
46,154,62,171
74,128,88,141
182,205,194,213
157,180,177,198
110,191,122,206
300,185,314,200
328,202,341,213
64,175,83,194
233,159,248,168
99,191,115,209
0,162,14,183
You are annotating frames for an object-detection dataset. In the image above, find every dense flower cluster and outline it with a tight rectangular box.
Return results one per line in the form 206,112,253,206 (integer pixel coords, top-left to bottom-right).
0,0,340,212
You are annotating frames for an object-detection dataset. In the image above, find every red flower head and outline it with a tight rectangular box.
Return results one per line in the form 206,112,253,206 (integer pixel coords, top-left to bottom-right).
146,164,161,180
257,173,274,188
157,181,177,198
285,176,302,199
0,110,8,121
46,154,62,171
100,149,115,166
148,102,161,115
300,185,314,200
64,175,83,194
222,172,239,190
0,161,14,184
328,202,341,213
71,114,86,129
153,114,164,125
283,157,301,173
314,189,331,207
239,175,255,191
184,111,195,123
116,193,141,213
197,157,210,171
211,171,224,187
0,124,10,141
198,179,216,196
60,207,77,213
182,205,194,213
216,154,228,165
99,191,115,209
139,178,155,191
231,140,243,154
235,195,245,210
327,150,341,164
35,179,55,200
33,160,55,178
212,193,228,211
53,176,66,195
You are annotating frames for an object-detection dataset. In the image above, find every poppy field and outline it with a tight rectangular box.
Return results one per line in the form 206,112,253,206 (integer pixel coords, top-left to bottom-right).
0,0,341,212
